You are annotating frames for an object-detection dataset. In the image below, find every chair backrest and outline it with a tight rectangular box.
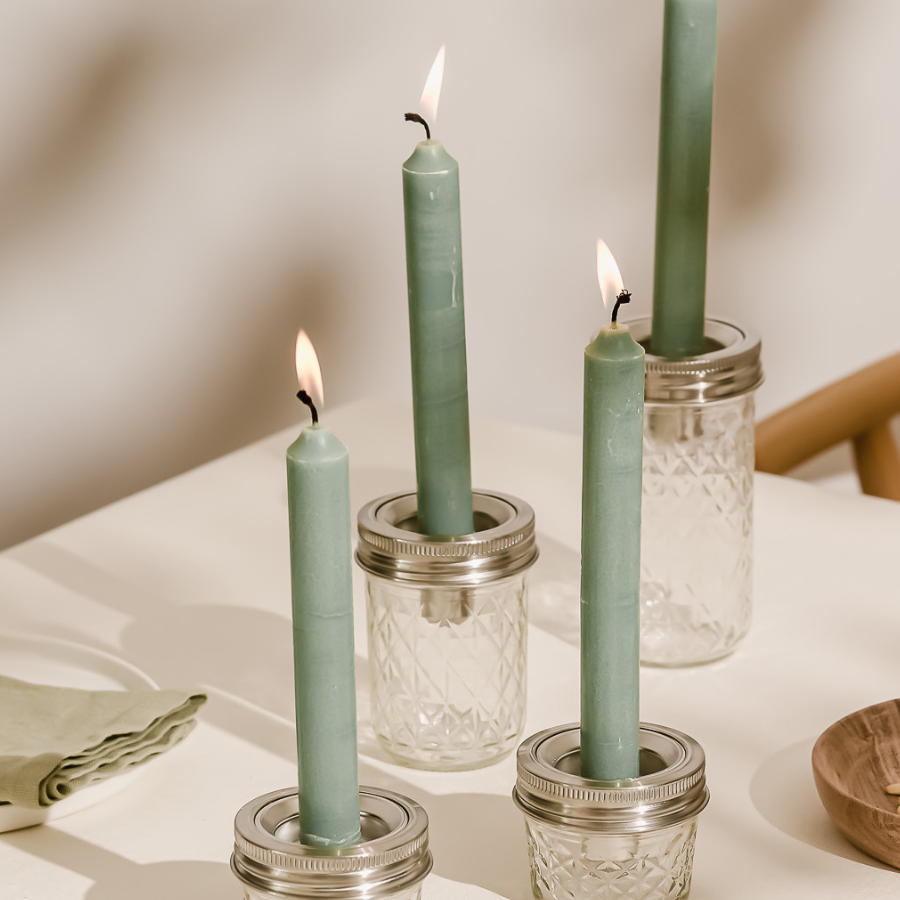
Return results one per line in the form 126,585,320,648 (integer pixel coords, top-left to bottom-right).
755,352,900,501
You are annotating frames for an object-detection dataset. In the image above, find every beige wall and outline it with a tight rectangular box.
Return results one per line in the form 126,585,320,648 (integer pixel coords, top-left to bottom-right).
2,0,899,549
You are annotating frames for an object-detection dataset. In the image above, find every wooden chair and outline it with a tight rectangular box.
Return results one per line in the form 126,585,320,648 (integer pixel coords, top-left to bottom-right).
755,352,900,501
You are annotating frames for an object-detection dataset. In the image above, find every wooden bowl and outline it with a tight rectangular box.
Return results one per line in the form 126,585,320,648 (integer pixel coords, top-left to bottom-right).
812,699,900,868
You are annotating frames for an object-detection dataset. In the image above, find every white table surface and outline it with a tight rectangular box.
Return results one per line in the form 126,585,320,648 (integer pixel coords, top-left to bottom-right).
1,399,899,900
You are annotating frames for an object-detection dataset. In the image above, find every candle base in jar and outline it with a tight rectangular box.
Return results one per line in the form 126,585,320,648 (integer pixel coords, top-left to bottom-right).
420,587,473,626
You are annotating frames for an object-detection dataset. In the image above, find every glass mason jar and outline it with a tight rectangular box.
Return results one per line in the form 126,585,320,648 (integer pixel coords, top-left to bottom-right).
514,723,709,900
356,490,538,770
626,318,764,666
231,786,432,900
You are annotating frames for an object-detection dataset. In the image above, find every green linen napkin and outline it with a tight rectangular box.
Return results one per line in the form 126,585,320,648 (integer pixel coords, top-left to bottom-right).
0,675,206,809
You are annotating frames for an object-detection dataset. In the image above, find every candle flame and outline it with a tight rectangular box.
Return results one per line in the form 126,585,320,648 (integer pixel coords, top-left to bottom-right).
596,239,625,310
295,330,324,410
420,45,446,126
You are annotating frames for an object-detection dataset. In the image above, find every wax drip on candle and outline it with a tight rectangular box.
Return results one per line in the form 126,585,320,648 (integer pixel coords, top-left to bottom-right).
611,290,632,325
296,390,319,424
404,112,431,140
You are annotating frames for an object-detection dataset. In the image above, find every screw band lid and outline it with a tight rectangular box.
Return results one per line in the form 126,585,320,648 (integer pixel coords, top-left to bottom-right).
513,723,710,833
356,490,538,585
625,317,764,404
231,787,432,898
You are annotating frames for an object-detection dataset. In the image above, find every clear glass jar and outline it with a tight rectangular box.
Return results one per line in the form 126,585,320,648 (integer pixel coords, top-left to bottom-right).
356,490,537,770
231,787,432,900
366,572,527,769
523,816,699,900
641,393,755,665
628,318,763,666
514,723,709,900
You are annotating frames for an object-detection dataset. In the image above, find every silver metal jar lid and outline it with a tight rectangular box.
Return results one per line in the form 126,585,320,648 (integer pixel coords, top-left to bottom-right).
513,723,709,833
356,490,538,586
231,786,432,898
625,316,763,404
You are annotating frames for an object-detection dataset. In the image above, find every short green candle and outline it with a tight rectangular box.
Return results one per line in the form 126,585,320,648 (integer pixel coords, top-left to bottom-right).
402,121,474,537
581,247,645,781
287,391,360,847
651,0,717,359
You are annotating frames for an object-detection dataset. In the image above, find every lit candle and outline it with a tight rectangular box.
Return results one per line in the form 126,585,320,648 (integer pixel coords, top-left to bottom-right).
651,0,717,359
402,46,475,537
581,241,644,781
287,331,360,847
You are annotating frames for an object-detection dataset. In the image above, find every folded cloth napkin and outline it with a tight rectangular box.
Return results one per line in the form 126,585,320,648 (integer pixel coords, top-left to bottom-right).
0,675,206,809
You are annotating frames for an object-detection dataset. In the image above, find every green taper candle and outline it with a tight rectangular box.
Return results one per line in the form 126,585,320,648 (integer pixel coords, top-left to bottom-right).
651,0,717,359
402,111,474,537
581,242,645,781
287,373,360,847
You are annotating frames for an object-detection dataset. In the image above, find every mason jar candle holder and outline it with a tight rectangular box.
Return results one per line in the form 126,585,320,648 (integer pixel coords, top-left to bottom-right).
231,786,432,900
513,722,709,900
625,317,764,666
356,490,538,771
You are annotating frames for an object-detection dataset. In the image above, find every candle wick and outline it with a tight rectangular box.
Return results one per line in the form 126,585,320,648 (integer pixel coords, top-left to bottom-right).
296,390,319,425
611,290,632,325
404,112,431,141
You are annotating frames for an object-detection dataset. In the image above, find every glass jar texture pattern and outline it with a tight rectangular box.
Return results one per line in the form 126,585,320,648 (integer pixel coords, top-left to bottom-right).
523,815,699,900
366,572,527,770
640,392,755,665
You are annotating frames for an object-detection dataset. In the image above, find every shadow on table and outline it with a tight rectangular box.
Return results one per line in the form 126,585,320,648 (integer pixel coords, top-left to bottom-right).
523,533,580,646
1,827,237,900
0,753,529,900
356,761,531,900
7,530,543,900
8,526,581,751
749,736,893,871
183,696,532,900
9,538,363,728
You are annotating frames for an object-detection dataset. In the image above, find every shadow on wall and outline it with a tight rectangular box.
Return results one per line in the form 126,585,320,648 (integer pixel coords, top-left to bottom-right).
1,249,346,551
0,0,840,553
0,6,360,551
713,0,821,214
0,32,150,249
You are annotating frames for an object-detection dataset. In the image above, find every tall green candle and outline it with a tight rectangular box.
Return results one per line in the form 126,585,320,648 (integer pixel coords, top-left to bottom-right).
581,242,645,781
651,0,717,360
401,58,474,537
286,335,360,847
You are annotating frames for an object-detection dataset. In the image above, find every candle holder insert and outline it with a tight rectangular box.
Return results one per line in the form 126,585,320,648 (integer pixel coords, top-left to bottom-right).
356,489,538,771
231,786,432,900
513,723,709,900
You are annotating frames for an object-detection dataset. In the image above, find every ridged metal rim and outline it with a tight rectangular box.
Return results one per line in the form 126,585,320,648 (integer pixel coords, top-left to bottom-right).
625,316,763,405
513,723,709,833
231,787,432,897
356,490,538,585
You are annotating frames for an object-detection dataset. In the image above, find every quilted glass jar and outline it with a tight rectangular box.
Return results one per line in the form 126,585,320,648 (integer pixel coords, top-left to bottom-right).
627,318,763,666
356,490,537,770
231,787,432,900
514,723,709,900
